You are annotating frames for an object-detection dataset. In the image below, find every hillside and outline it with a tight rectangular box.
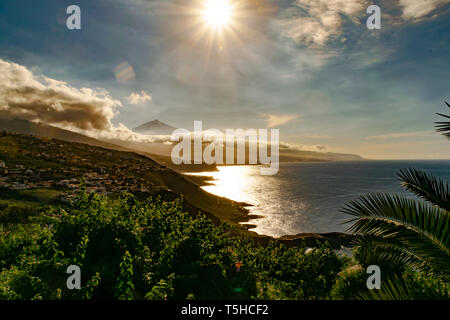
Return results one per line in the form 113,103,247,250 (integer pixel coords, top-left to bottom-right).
0,132,250,225
0,118,125,151
0,119,364,173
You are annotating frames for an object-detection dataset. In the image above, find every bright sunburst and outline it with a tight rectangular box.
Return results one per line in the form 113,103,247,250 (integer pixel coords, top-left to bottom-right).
202,0,233,29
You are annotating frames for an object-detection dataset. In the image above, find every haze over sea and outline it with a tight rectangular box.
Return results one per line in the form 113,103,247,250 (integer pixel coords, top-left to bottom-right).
188,161,450,237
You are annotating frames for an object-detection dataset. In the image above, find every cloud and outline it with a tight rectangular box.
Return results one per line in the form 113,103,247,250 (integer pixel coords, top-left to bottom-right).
280,142,327,152
276,0,448,47
0,59,314,153
260,113,300,128
298,133,330,139
0,58,121,131
126,90,152,105
277,0,369,46
399,0,448,20
0,58,196,146
364,130,433,140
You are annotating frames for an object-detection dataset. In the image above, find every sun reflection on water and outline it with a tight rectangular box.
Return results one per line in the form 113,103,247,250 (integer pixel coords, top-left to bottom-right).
186,166,257,204
185,162,450,237
185,165,304,237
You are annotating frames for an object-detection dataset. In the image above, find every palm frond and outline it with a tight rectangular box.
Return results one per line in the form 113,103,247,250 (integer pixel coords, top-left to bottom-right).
359,274,448,300
342,193,450,274
352,235,424,271
435,101,450,139
360,275,415,300
398,168,450,211
343,193,449,249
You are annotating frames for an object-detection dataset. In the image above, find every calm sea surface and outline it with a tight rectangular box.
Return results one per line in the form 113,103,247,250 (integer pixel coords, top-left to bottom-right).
187,161,450,237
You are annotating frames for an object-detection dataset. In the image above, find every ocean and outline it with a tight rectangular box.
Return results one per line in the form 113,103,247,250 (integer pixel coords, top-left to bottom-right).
187,161,450,237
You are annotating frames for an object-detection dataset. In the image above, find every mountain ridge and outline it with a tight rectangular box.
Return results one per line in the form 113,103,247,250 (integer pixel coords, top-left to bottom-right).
0,118,125,151
0,118,365,164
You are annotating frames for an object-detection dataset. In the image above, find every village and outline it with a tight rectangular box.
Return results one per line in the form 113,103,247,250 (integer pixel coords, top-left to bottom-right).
0,132,171,203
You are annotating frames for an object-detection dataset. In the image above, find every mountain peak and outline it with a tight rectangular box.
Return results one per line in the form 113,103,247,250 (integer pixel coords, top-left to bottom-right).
145,120,164,125
133,120,176,135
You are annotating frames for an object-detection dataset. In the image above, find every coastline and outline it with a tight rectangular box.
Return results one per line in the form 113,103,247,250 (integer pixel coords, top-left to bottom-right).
0,131,355,249
156,161,356,249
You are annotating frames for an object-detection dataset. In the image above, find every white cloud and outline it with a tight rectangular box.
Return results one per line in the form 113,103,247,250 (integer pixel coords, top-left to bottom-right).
364,130,433,140
298,133,330,139
260,113,300,128
280,142,327,152
277,0,448,47
0,58,121,131
0,58,169,145
399,0,448,20
277,0,369,46
0,59,308,151
126,90,152,105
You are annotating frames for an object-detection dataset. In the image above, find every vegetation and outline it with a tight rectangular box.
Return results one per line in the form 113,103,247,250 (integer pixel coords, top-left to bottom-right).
0,188,346,300
0,187,62,223
0,104,449,300
0,132,352,300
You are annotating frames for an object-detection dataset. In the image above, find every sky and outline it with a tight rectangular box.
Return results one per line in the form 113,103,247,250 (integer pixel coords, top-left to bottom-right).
0,0,449,159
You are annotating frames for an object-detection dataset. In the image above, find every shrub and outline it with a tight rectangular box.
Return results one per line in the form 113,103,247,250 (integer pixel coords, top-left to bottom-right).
0,190,347,300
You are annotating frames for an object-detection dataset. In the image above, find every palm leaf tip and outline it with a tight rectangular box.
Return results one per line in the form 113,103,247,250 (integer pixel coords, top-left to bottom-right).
397,168,450,211
435,102,450,139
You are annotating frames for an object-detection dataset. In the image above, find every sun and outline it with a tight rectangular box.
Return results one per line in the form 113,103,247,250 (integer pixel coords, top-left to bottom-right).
202,0,233,29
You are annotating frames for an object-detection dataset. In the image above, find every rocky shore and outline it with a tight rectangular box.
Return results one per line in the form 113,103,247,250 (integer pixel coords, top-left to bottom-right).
277,232,356,249
248,232,355,249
